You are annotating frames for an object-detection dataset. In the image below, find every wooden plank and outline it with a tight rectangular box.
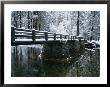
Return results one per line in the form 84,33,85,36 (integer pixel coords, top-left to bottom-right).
48,32,54,34
48,36,61,38
15,32,32,36
47,36,54,38
35,30,39,32
15,30,32,34
15,28,32,32
48,34,54,36
56,34,61,36
38,31,48,33
35,36,45,38
35,35,45,37
35,34,45,36
23,32,32,35
35,32,44,34
15,35,32,37
56,37,61,38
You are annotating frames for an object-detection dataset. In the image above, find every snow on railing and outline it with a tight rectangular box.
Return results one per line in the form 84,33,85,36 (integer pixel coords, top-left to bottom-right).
11,27,81,44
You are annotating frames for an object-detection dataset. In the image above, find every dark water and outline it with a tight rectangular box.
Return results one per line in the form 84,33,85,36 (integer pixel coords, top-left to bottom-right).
11,41,100,77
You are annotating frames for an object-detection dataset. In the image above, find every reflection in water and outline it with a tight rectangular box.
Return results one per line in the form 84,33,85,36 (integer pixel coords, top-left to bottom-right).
11,45,45,77
11,42,100,77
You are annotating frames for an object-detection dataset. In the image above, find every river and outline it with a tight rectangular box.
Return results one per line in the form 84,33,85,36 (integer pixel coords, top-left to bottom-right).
11,42,100,77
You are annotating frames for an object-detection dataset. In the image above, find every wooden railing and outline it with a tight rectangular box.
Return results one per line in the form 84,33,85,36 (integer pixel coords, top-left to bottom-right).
11,27,78,43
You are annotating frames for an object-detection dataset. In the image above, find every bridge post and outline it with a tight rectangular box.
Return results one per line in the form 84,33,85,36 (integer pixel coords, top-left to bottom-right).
71,36,72,40
72,36,73,40
54,33,56,40
11,27,15,43
64,35,66,39
78,37,81,41
60,34,62,39
73,36,75,40
32,29,35,42
45,32,48,41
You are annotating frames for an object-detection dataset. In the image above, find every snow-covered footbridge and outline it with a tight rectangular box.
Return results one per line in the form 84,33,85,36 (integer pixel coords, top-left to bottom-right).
11,27,100,49
11,27,85,46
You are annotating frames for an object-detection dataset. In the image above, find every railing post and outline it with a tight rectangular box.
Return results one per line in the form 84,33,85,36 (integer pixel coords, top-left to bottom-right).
64,35,66,39
73,36,75,40
60,34,62,39
32,29,35,42
78,37,80,41
11,27,15,43
54,33,56,40
71,36,72,40
45,32,48,41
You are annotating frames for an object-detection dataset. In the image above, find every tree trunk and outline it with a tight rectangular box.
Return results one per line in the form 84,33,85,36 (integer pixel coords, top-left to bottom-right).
20,11,22,28
77,11,79,36
27,11,30,29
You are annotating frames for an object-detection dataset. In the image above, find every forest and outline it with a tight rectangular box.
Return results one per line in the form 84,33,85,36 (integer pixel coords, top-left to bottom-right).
11,11,100,41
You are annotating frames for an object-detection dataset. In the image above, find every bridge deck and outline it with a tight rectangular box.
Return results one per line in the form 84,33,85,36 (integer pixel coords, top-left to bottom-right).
12,40,79,46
